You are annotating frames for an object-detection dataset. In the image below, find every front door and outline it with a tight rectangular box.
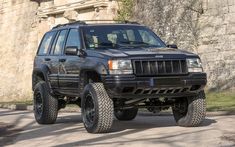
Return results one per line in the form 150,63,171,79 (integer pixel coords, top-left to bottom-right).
58,28,83,96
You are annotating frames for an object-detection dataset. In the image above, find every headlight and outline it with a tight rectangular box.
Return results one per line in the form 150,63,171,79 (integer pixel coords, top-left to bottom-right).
187,58,203,72
108,60,133,74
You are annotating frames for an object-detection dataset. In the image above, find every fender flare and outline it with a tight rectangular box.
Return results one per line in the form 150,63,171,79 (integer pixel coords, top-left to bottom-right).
78,63,108,94
79,62,108,76
32,65,52,93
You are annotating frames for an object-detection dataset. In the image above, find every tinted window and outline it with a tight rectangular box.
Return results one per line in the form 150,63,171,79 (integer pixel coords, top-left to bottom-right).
38,32,55,55
53,30,67,55
138,30,162,46
83,26,166,50
65,29,80,49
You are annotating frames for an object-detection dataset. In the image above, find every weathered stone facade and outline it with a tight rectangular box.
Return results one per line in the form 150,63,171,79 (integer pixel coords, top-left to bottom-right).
0,0,118,102
198,0,235,91
36,0,118,41
0,0,39,102
134,0,235,91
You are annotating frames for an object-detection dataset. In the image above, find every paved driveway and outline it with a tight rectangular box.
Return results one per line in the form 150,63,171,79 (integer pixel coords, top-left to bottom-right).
0,108,234,147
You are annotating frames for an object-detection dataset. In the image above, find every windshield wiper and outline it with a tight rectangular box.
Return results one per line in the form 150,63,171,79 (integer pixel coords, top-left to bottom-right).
118,41,160,48
120,41,150,45
96,42,135,49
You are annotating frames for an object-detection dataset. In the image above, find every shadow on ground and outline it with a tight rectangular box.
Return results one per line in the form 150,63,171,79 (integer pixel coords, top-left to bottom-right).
0,110,216,146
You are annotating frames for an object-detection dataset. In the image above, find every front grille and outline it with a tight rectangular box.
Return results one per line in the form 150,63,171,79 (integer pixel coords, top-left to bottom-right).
133,59,187,76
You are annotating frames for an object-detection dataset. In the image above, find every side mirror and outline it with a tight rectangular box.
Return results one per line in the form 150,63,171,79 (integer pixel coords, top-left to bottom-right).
167,44,178,49
78,49,87,57
65,46,78,55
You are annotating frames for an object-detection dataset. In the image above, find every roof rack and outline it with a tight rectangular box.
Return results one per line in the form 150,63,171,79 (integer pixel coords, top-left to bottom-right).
52,20,140,29
52,20,86,29
76,20,140,24
121,20,140,24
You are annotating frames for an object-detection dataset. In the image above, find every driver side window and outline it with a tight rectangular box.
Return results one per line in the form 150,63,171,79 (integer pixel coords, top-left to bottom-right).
139,30,160,46
65,29,81,49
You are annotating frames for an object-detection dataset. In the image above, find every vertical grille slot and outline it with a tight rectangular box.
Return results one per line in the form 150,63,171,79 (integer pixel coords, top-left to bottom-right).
157,61,164,74
135,61,142,75
142,61,150,75
133,59,188,76
173,61,181,73
165,61,172,73
181,60,187,73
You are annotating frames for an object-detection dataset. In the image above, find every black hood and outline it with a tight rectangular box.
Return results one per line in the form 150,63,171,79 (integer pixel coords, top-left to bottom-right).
86,47,199,59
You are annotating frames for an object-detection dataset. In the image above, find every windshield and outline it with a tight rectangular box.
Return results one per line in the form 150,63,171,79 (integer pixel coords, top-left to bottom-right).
82,25,166,50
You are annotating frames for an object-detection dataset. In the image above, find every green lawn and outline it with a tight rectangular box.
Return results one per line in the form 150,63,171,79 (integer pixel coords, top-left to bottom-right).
206,91,235,112
0,100,33,106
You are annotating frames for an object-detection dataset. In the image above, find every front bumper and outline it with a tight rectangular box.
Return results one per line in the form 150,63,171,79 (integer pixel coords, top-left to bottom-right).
102,73,207,99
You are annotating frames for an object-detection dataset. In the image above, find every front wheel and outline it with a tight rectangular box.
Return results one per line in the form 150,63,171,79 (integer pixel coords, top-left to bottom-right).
172,91,206,127
81,83,114,133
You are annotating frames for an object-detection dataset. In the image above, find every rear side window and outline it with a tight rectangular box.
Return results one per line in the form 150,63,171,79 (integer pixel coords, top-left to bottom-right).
53,30,67,55
38,32,55,55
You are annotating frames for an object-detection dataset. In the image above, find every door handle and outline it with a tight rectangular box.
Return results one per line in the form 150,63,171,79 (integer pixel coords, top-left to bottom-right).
44,58,51,61
59,58,66,62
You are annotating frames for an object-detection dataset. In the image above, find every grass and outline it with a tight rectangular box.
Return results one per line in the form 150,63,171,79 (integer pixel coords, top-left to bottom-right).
0,91,235,112
0,100,33,106
206,91,235,112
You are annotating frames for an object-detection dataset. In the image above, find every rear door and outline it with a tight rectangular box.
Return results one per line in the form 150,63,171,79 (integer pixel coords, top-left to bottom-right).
36,31,57,89
58,28,83,96
49,29,68,93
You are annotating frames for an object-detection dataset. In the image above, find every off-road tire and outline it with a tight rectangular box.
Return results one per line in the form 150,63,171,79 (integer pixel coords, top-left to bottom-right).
33,81,58,124
114,108,138,121
172,91,206,127
81,83,114,133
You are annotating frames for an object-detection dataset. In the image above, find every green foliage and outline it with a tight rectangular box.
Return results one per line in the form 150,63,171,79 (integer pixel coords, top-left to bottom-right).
117,0,134,21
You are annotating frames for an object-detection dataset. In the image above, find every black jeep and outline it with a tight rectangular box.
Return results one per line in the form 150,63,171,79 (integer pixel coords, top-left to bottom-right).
32,21,207,133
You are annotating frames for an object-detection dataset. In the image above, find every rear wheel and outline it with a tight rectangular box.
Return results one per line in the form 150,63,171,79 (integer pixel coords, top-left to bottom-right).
33,81,58,124
172,91,206,127
81,83,113,133
114,108,138,121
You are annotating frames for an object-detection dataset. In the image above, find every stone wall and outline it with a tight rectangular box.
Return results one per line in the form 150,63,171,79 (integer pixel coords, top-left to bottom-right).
0,0,39,102
198,0,235,91
133,0,235,91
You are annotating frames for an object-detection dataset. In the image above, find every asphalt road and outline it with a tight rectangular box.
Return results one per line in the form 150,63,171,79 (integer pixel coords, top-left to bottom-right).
0,108,235,147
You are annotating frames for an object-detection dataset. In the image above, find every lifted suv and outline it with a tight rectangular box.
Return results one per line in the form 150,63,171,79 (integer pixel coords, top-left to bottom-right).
32,21,207,133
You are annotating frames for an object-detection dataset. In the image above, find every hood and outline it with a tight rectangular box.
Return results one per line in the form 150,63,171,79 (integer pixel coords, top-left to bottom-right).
86,47,198,59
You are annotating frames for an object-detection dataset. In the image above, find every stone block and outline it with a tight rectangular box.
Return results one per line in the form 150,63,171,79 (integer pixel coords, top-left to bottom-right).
226,24,235,34
197,44,211,53
207,0,217,9
224,13,235,24
229,5,235,13
228,0,235,6
214,25,226,35
63,10,79,21
200,26,215,37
